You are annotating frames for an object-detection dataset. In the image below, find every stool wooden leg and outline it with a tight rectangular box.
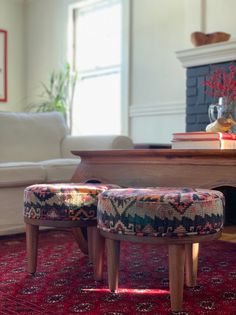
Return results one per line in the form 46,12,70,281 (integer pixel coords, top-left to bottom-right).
93,228,105,281
26,223,39,274
72,227,88,255
168,244,185,312
106,238,120,292
185,243,199,287
87,226,94,264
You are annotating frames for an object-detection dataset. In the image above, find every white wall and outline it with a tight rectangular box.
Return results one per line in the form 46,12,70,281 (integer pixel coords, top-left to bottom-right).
25,0,71,104
205,0,236,36
130,0,236,143
0,0,25,111
130,0,186,143
1,0,236,143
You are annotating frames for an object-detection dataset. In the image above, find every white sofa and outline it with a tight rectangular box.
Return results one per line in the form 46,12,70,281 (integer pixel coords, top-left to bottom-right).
0,111,133,236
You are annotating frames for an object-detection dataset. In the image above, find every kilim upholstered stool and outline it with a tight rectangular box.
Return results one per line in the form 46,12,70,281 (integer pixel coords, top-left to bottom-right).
23,182,119,275
96,187,224,312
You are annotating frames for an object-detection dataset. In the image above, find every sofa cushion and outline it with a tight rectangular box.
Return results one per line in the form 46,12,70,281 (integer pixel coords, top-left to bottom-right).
0,112,67,163
41,159,81,182
0,162,45,187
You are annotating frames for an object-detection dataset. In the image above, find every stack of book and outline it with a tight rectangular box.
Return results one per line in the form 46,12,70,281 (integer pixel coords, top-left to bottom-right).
171,132,236,149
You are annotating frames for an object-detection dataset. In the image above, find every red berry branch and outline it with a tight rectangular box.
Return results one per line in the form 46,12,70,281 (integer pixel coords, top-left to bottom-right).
204,66,236,103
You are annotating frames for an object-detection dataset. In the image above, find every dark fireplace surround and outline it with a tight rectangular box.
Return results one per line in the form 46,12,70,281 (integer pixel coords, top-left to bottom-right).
186,60,236,132
176,41,236,225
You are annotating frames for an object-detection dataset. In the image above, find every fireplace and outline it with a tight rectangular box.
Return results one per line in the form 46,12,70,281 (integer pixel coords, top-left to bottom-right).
186,61,236,132
176,41,236,225
176,40,236,131
219,186,236,225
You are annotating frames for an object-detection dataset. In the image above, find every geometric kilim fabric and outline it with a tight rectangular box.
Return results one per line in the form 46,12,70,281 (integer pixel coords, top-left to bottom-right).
97,187,225,237
24,183,120,221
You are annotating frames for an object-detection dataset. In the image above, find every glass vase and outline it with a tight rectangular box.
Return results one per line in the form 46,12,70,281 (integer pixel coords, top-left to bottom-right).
208,97,236,133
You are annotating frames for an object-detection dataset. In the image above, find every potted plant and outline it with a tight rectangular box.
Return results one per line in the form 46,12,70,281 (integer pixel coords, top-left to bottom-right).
27,63,77,133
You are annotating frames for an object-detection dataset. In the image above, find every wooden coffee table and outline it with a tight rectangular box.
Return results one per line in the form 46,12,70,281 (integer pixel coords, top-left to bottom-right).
71,149,236,250
72,149,236,188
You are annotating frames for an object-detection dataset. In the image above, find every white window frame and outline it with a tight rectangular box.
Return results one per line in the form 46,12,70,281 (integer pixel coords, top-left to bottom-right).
68,0,130,135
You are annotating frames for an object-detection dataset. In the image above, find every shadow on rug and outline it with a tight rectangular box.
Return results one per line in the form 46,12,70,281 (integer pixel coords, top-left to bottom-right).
0,230,235,315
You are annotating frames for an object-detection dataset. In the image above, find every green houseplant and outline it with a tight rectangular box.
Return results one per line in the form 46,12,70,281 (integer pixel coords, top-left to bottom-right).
28,63,77,133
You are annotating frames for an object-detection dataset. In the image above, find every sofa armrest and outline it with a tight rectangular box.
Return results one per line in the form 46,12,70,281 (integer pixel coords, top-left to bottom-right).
61,135,134,158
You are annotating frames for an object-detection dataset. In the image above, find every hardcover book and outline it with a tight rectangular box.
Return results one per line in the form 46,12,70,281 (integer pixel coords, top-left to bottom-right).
172,132,236,141
171,139,236,149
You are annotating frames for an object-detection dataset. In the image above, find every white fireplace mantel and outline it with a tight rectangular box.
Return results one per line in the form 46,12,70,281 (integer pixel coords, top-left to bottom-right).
176,40,236,68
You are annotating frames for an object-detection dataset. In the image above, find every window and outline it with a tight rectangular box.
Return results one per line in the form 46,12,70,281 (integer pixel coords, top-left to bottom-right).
69,0,129,136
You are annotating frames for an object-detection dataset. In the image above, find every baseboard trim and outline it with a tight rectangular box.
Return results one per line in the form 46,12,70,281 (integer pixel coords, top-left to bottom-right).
129,102,185,117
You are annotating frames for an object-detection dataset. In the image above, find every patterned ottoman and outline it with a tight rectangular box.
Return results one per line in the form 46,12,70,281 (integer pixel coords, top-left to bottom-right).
24,182,119,275
97,187,225,312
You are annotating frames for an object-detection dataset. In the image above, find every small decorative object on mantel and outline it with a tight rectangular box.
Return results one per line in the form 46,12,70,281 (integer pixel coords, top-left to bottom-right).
191,31,231,47
203,65,236,133
205,116,234,133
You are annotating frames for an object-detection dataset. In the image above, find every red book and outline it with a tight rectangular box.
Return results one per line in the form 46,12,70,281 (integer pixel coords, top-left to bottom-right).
172,132,236,141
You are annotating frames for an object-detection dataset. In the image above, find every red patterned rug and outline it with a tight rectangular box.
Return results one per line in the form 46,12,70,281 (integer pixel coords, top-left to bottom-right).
0,230,236,315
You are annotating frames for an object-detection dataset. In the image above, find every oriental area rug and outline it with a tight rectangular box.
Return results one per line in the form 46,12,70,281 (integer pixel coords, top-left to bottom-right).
0,230,236,315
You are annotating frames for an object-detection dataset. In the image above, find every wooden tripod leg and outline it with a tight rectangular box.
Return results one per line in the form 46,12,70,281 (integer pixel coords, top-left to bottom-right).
72,227,88,255
26,223,39,274
185,243,199,287
168,244,185,312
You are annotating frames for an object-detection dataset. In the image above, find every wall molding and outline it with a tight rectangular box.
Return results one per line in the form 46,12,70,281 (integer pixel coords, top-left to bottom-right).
129,102,185,118
7,0,25,3
176,40,236,68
